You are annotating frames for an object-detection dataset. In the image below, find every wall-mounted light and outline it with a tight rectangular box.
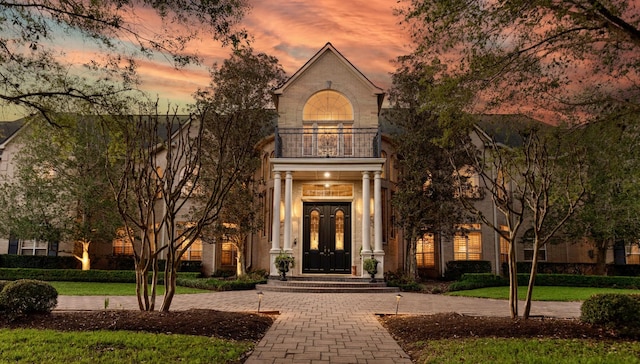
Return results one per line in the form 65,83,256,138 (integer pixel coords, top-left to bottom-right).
293,238,297,246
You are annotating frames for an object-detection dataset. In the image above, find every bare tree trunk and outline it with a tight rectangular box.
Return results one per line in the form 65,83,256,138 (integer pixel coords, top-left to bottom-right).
508,239,518,319
594,239,609,275
523,241,541,319
405,228,417,279
75,240,91,271
237,248,246,277
161,260,178,312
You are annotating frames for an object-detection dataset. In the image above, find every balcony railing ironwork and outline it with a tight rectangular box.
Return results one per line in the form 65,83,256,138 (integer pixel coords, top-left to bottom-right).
274,126,381,158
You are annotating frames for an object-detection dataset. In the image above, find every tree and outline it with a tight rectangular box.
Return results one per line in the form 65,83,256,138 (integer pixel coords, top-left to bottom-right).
0,114,121,269
1,0,248,120
110,47,285,311
456,124,586,319
563,116,640,274
398,0,640,125
455,119,531,319
387,56,472,280
207,178,263,277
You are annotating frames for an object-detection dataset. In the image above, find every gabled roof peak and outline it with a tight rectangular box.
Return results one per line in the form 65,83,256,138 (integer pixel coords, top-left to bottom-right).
273,43,383,95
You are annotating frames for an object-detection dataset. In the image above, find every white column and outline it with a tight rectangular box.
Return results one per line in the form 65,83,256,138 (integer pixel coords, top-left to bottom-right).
361,172,371,254
271,172,281,252
284,171,293,251
374,171,383,253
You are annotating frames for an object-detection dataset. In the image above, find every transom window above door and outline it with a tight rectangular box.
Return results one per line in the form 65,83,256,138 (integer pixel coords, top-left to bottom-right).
303,90,353,121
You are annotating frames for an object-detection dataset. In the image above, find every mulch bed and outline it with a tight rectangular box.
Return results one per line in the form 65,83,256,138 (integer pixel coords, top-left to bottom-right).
0,309,275,342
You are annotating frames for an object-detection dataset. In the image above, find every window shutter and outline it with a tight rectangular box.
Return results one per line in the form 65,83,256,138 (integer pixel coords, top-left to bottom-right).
8,234,18,254
48,241,59,256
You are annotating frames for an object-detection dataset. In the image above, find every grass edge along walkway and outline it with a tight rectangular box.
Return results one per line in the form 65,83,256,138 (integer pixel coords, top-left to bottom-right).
447,285,640,301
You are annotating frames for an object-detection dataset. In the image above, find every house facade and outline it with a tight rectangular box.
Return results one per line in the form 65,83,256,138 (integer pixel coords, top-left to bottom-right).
1,43,633,277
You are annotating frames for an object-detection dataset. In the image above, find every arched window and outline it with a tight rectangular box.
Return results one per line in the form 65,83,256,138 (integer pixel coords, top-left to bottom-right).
303,90,353,121
302,90,354,157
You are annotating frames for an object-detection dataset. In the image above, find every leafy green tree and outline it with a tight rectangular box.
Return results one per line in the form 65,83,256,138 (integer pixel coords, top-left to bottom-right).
387,56,472,280
0,115,121,269
207,178,263,277
398,0,640,125
1,0,248,119
564,116,640,274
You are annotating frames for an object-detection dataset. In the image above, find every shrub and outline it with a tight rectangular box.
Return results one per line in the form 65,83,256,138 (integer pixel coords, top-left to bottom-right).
0,279,58,319
580,294,640,336
448,273,508,292
444,261,492,281
384,270,424,292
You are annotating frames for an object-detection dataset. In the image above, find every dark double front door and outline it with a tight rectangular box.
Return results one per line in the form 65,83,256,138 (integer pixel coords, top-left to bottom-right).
302,202,351,273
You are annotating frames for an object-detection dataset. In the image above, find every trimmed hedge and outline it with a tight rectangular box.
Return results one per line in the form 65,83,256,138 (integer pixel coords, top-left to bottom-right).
0,268,199,283
0,255,79,269
444,260,492,281
176,275,267,291
449,273,640,291
0,255,203,273
581,294,640,336
502,262,640,277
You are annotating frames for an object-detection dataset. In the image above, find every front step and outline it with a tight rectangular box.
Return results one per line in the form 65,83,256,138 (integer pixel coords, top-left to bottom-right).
256,276,400,293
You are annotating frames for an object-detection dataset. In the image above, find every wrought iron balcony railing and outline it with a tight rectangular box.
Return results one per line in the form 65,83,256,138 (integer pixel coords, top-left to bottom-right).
274,126,381,158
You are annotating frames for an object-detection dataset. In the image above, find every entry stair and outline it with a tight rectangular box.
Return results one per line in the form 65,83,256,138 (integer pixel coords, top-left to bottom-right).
255,275,400,293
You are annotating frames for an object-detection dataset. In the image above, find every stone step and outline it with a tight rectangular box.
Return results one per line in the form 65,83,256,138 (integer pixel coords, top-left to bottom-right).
255,284,400,293
266,280,388,288
256,276,400,293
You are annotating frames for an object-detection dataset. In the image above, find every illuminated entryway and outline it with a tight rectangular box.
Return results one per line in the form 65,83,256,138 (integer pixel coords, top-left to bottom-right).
302,202,351,273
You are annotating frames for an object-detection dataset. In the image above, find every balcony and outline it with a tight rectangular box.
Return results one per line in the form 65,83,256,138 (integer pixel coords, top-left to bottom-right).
274,126,381,158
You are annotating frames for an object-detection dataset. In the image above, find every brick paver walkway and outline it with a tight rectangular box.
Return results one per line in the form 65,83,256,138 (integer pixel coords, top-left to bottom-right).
56,291,582,363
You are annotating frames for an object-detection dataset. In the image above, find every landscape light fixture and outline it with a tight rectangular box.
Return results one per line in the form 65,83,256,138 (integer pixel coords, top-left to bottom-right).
395,294,403,316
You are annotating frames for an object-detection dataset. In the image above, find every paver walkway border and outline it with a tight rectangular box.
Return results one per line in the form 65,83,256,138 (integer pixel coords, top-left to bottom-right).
57,291,582,363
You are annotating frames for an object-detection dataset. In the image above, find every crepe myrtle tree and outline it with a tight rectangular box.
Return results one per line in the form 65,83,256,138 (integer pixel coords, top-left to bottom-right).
454,125,586,319
0,0,248,120
109,47,284,312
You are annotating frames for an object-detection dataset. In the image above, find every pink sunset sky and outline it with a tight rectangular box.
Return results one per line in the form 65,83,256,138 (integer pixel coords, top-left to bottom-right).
124,0,412,110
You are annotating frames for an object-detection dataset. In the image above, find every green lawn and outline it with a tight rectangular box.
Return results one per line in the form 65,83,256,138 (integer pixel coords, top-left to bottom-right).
0,329,251,364
413,338,640,363
448,286,640,301
48,281,210,296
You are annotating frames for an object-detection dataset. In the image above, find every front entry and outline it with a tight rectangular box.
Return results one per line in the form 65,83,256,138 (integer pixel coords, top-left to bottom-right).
302,202,351,273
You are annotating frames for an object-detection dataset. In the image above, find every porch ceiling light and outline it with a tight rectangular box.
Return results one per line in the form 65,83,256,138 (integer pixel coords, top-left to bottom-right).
324,172,331,178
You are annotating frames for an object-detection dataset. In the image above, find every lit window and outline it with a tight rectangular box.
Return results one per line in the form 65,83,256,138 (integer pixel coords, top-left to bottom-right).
177,222,203,261
522,229,546,261
454,224,482,260
455,166,482,198
303,90,353,121
499,225,509,263
310,210,320,250
221,242,237,266
113,227,134,255
335,210,344,250
627,243,640,264
417,233,435,268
